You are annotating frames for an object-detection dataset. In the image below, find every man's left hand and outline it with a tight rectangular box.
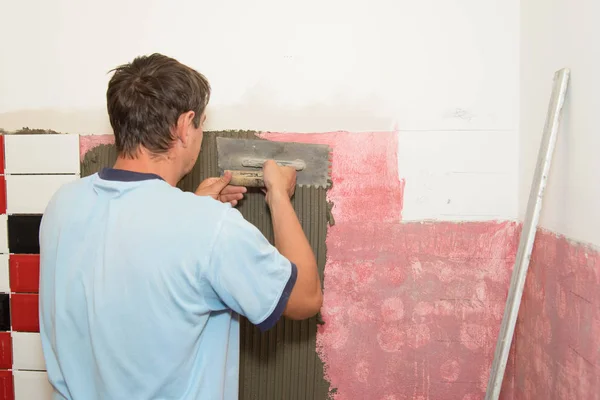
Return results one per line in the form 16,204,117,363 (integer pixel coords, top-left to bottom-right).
195,171,247,207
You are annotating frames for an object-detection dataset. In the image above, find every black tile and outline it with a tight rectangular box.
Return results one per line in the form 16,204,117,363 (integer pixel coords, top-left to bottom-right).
0,294,10,331
8,214,42,254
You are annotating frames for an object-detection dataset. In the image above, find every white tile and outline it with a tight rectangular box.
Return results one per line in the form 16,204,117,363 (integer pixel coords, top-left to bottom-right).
0,215,7,253
6,174,79,214
4,134,80,174
13,371,53,400
0,254,8,293
12,332,46,371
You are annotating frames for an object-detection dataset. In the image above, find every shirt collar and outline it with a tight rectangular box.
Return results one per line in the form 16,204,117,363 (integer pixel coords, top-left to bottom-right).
98,168,165,182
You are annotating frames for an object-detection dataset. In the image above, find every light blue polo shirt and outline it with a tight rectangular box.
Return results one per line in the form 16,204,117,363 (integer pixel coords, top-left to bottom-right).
39,168,297,400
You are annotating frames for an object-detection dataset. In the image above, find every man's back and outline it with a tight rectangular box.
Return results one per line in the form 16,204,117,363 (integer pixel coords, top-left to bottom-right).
39,169,296,399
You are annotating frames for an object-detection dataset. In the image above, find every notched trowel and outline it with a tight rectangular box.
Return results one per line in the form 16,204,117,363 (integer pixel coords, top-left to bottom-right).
216,137,332,188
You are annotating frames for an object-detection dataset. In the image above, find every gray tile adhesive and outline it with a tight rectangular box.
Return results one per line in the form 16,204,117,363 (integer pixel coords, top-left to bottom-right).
81,131,334,399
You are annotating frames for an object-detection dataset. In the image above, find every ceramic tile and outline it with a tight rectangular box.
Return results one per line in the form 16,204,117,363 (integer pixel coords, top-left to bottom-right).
0,215,7,254
12,332,45,371
4,134,80,174
0,256,8,294
0,176,6,215
7,216,42,255
0,135,5,175
0,332,12,369
10,294,38,332
0,370,13,400
9,255,39,294
13,371,52,400
6,175,78,214
0,294,9,332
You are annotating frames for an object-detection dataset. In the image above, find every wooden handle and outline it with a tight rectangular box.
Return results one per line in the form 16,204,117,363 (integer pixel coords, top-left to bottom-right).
227,170,265,187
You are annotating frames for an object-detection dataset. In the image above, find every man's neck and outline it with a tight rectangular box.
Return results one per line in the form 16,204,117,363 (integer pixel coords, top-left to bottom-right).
113,155,181,186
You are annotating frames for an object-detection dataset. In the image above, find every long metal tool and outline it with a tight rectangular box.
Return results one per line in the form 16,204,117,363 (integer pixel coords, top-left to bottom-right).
485,68,570,399
216,137,331,188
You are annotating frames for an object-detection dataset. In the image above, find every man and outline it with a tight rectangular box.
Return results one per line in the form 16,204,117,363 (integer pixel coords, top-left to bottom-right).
39,53,323,400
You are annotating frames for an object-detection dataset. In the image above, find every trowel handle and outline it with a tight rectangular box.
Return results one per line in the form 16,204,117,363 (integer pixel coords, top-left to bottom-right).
226,170,265,187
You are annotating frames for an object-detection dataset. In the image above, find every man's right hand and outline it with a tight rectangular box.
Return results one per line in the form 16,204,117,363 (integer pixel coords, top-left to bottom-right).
261,159,322,321
262,160,296,205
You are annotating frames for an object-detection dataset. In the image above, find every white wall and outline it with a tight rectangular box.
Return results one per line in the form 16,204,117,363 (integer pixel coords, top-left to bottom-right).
520,0,600,246
0,0,519,221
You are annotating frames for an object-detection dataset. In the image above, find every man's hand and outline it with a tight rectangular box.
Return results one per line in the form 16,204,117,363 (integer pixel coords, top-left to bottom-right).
195,171,247,206
262,160,296,205
261,160,322,320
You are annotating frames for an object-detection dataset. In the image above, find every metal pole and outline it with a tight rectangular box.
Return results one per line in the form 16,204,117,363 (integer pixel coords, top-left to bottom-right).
484,68,570,400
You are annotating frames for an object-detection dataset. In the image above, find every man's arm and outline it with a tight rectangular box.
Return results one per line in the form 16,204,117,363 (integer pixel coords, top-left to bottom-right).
262,160,323,320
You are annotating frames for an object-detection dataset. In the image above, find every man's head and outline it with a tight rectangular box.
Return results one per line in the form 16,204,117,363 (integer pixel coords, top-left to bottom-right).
106,53,210,177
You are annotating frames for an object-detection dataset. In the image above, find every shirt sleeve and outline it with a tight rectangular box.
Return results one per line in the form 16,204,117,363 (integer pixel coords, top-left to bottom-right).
205,207,297,332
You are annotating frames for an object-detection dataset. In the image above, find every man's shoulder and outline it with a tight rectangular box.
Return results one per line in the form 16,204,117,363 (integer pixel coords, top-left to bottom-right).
134,182,238,228
48,174,96,205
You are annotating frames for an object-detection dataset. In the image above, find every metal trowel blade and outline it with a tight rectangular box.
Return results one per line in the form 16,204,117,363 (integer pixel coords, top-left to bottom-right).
216,137,331,188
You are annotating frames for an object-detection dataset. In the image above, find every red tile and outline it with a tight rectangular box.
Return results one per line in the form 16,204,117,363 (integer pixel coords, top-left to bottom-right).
9,255,40,293
0,135,4,175
0,370,13,400
0,333,11,370
10,294,39,332
0,176,5,215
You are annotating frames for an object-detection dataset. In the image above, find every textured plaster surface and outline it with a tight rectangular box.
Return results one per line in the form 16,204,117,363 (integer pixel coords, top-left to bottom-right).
320,221,520,399
514,230,600,400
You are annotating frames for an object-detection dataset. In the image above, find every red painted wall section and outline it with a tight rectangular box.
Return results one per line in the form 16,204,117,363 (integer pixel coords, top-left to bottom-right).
513,230,600,400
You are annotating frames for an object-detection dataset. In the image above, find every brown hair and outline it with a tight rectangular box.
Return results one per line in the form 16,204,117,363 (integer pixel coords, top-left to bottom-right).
106,53,211,158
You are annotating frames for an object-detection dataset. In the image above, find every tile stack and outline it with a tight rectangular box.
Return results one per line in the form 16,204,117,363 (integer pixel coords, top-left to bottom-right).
0,134,80,400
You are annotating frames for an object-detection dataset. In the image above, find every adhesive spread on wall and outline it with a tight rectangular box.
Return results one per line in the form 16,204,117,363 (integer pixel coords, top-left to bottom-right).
81,131,333,399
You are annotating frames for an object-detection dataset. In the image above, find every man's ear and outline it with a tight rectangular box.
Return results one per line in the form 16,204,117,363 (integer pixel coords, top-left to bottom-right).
175,111,196,148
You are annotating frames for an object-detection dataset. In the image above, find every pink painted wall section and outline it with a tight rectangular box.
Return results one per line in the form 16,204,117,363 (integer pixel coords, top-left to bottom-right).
262,132,518,399
513,230,600,400
321,221,519,400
